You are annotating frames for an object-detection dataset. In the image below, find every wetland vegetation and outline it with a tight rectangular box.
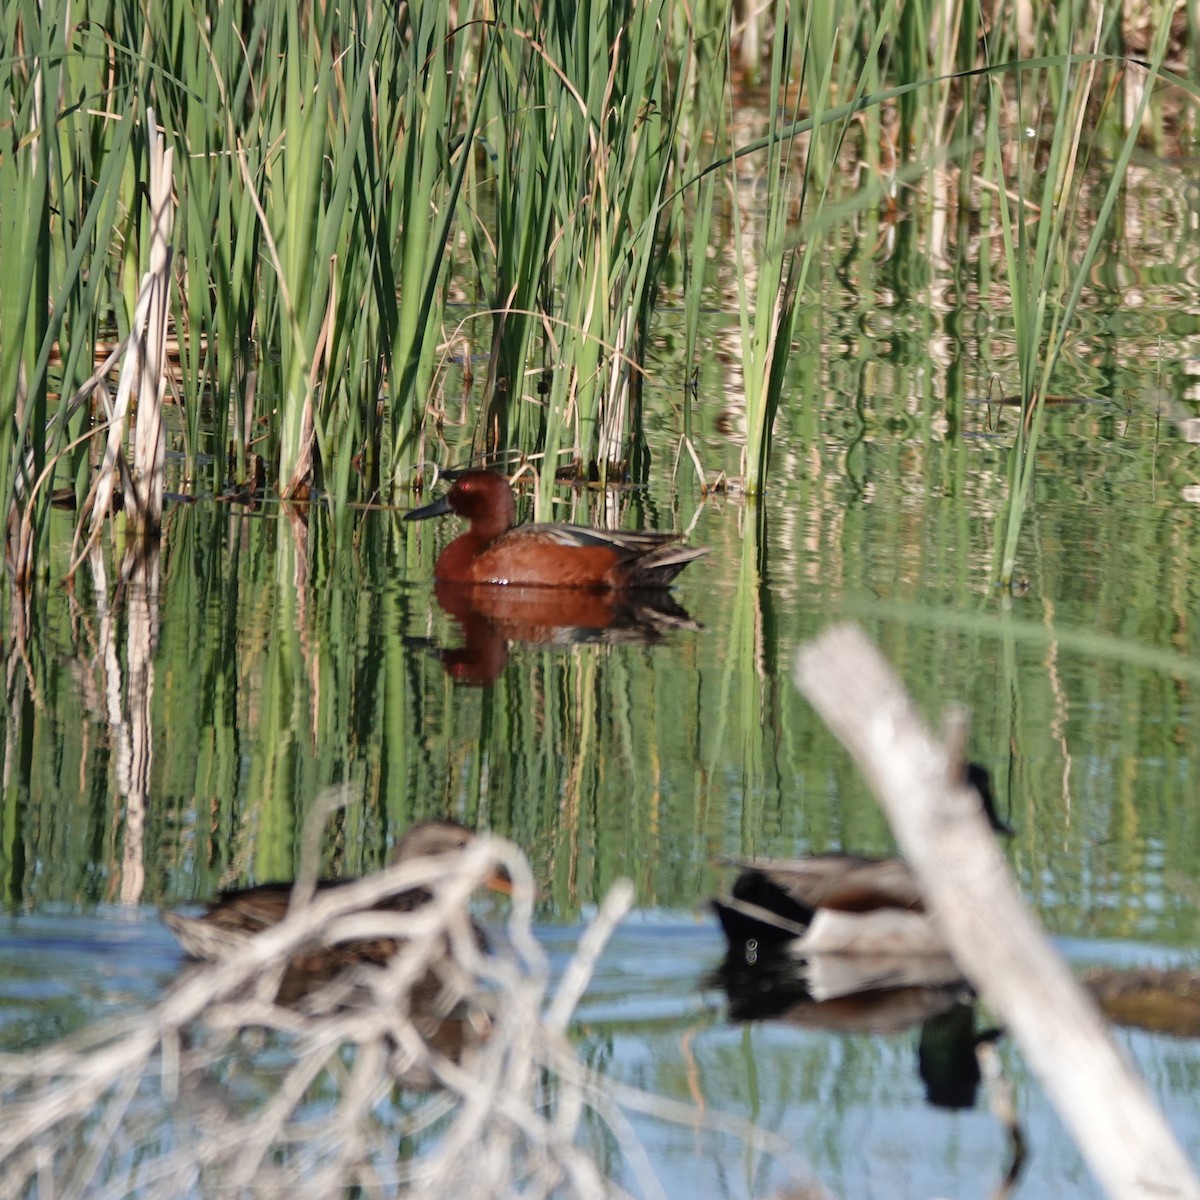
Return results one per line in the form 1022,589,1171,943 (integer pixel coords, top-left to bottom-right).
3,1,1200,1197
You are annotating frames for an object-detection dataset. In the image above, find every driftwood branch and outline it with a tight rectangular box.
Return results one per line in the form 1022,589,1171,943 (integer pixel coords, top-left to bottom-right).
794,622,1200,1200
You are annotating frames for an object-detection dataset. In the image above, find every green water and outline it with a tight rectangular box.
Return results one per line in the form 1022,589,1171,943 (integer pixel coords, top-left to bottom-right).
5,192,1200,1198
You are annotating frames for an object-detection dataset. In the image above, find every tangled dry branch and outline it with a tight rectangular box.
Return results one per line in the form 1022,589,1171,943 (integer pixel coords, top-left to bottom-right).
0,835,804,1200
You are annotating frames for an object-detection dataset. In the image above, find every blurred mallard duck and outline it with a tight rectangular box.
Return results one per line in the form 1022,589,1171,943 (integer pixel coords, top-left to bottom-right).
712,763,1010,961
164,818,511,1006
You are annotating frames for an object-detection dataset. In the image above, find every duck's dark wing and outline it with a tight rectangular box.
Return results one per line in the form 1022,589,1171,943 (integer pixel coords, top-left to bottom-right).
538,524,709,577
526,523,684,554
468,523,706,588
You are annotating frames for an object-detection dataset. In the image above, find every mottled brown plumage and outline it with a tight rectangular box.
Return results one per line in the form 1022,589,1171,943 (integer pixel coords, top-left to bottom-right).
164,819,506,1005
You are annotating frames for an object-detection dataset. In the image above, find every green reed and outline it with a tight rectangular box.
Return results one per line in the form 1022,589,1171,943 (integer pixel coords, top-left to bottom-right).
729,0,909,498
461,0,688,504
730,0,804,501
1,0,1194,581
989,8,1175,587
1,1,145,576
676,19,727,488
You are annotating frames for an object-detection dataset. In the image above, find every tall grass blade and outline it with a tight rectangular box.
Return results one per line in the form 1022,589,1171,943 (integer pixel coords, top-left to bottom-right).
993,13,1174,586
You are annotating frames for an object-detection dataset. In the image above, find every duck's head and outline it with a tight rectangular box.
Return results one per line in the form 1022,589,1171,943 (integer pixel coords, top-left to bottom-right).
391,818,513,894
404,471,517,534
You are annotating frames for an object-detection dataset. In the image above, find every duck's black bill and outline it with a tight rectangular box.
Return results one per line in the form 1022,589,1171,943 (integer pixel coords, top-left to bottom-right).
405,494,454,522
711,870,815,957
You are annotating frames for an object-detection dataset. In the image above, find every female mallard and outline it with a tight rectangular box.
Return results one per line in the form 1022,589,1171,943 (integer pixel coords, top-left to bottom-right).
712,764,1011,961
164,818,511,1005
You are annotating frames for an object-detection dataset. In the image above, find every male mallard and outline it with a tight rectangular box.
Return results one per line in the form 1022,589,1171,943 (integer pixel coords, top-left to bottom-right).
712,764,1010,961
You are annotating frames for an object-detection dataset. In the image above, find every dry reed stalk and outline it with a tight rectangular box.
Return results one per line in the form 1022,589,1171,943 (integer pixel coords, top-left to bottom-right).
81,108,174,552
129,111,174,534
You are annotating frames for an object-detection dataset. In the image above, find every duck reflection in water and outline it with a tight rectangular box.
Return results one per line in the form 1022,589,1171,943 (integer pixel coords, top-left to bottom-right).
416,579,702,686
711,952,1000,1111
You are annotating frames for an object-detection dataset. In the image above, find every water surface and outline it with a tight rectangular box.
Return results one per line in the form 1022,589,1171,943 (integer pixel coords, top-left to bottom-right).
5,177,1200,1197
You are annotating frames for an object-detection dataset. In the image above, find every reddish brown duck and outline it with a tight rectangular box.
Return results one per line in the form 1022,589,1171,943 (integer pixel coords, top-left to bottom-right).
164,819,510,1005
405,470,707,589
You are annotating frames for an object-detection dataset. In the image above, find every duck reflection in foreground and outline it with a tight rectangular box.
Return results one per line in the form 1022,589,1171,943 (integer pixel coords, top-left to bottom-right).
415,579,702,685
711,951,1000,1111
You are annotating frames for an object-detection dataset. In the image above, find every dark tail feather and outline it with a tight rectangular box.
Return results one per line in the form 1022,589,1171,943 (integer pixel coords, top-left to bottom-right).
630,544,708,588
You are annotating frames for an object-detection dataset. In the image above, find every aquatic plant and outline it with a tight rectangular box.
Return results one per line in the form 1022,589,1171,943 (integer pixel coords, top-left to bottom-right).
989,5,1177,587
0,0,1193,580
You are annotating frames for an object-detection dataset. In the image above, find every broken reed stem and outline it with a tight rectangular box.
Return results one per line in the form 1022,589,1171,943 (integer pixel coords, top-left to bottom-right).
130,109,173,535
81,107,173,553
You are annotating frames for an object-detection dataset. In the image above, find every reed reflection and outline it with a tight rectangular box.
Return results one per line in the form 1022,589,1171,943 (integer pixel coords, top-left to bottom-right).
85,538,161,907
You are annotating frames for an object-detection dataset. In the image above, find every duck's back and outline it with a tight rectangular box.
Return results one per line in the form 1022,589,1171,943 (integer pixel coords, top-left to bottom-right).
445,522,706,588
745,854,924,915
202,882,302,932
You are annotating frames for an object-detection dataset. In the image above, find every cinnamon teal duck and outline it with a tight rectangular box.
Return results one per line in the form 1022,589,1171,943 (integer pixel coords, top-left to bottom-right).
404,471,707,589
